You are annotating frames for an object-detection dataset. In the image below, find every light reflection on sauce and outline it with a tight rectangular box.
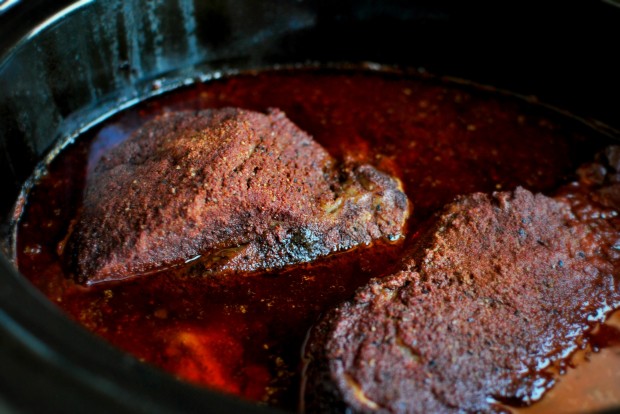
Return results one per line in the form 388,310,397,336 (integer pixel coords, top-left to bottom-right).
515,311,620,414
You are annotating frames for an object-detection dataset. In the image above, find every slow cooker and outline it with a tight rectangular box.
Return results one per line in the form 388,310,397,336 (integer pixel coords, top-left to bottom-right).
1,1,619,412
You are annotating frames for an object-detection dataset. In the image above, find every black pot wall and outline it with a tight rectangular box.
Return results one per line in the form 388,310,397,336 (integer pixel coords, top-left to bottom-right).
1,1,619,413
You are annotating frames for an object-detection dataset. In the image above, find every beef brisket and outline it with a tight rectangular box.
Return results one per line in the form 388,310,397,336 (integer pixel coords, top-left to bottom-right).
65,108,408,284
303,148,620,413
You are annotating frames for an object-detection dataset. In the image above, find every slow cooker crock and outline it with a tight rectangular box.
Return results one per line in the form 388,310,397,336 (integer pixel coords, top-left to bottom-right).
1,1,619,413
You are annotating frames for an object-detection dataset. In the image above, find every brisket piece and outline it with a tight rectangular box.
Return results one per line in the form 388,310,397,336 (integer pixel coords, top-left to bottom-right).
303,148,620,413
65,108,408,285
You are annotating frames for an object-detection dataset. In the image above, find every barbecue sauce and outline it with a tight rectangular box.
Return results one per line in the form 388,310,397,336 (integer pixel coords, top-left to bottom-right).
14,68,620,412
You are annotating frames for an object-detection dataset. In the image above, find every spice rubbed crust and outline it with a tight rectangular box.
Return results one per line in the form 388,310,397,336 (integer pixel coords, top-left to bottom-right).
64,107,409,285
303,148,620,413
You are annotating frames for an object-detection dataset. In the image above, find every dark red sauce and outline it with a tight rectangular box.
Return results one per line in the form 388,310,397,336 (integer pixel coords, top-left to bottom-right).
14,68,620,411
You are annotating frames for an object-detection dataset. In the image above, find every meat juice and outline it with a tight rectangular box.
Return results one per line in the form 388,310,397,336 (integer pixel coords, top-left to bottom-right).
14,68,620,411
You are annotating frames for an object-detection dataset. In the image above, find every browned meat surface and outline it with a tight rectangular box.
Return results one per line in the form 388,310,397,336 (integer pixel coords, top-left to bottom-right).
302,148,620,413
65,108,408,285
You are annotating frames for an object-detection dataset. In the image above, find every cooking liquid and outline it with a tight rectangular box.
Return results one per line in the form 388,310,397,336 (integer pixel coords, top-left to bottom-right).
15,68,620,412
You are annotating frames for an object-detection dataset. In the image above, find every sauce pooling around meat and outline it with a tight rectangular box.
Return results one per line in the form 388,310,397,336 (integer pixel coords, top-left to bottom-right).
14,68,620,411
